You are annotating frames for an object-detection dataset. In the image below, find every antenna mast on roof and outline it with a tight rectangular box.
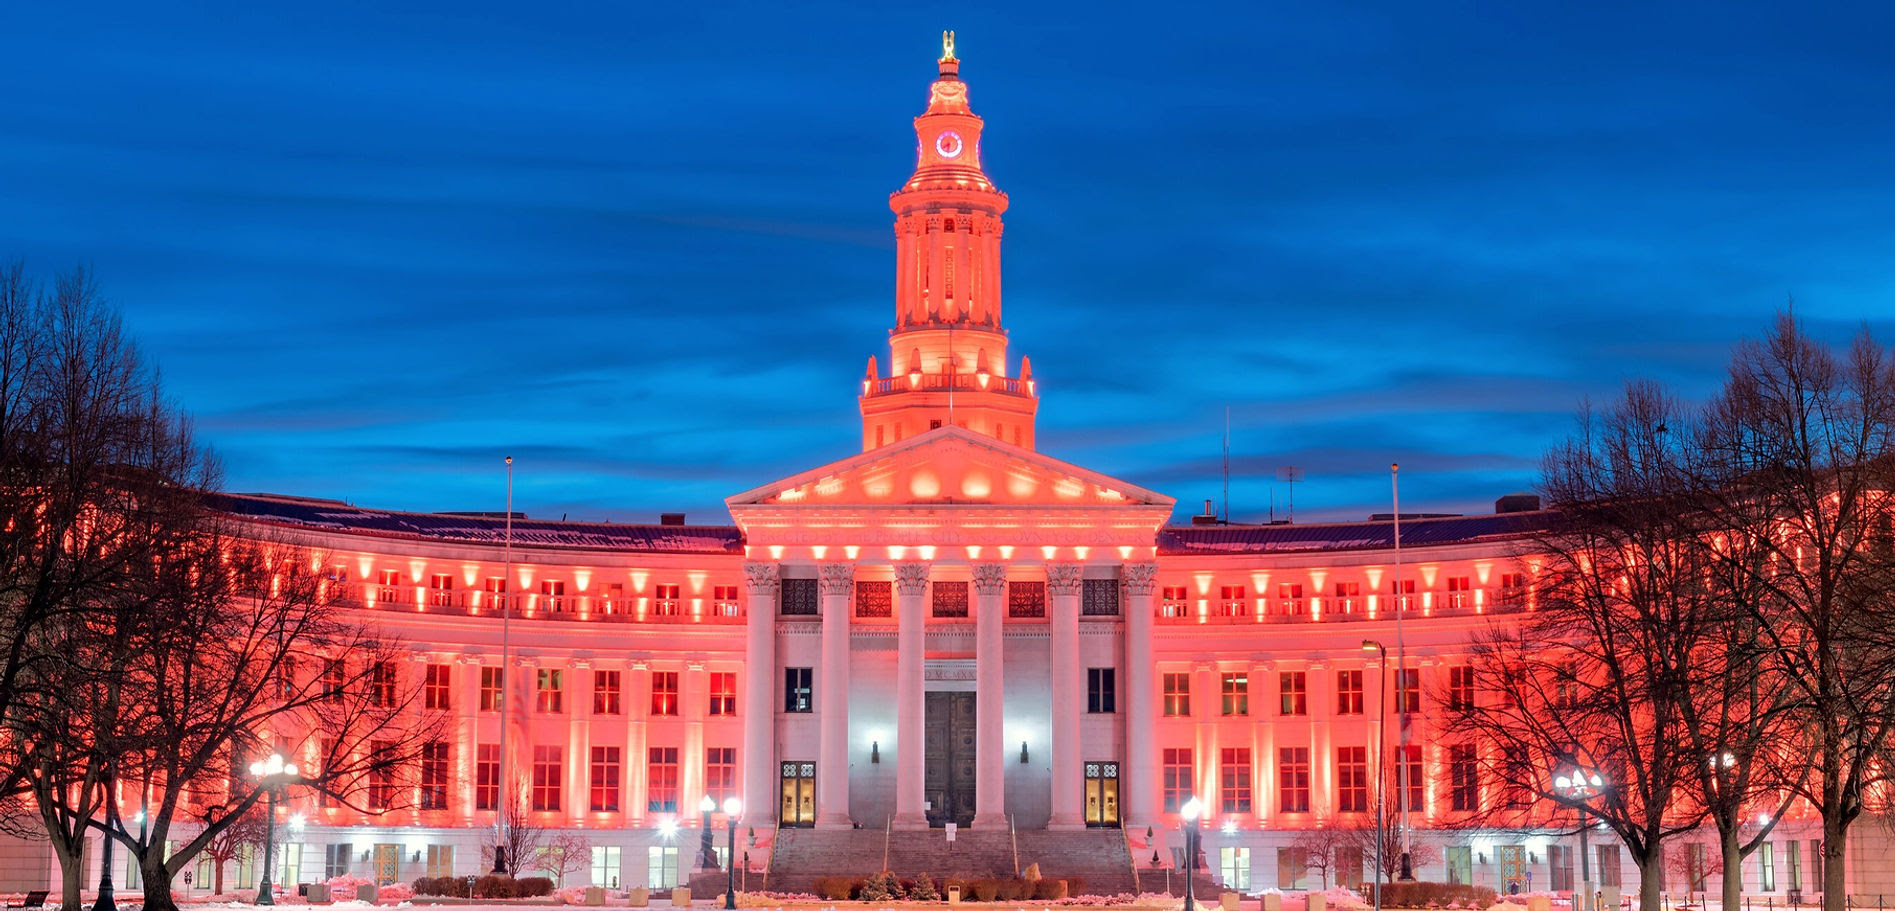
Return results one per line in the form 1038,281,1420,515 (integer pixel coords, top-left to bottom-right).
1276,466,1303,523
1222,407,1230,522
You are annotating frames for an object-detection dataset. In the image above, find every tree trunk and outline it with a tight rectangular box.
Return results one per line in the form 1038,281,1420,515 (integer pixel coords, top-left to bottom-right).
1823,813,1848,911
138,852,179,911
1638,853,1666,911
212,860,224,896
1721,828,1743,911
53,837,83,911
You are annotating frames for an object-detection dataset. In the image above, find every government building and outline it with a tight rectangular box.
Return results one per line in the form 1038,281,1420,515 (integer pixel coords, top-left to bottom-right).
7,38,1876,903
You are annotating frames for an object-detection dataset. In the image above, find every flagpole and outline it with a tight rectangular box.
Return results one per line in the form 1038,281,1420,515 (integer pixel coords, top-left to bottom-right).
494,455,515,873
1392,463,1412,880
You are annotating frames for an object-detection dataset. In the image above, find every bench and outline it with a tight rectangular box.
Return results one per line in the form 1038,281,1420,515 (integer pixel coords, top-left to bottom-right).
11,892,48,909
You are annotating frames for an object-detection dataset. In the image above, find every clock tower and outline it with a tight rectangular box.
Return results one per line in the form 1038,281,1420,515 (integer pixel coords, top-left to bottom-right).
859,33,1040,451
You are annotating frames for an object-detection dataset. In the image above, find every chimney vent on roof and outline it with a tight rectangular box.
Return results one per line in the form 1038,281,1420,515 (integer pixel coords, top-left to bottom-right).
1495,493,1542,514
660,513,686,526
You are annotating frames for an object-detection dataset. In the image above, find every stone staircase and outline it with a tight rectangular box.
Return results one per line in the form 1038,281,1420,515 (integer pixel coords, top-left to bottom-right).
758,826,1145,896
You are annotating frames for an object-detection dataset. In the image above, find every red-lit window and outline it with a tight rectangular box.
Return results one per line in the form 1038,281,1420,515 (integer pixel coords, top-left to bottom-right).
1278,747,1310,813
1337,746,1369,813
1498,572,1527,603
709,672,737,716
1396,668,1420,713
423,664,451,710
589,746,621,813
1218,585,1247,617
1221,673,1248,716
647,747,679,813
536,668,563,713
476,743,500,811
1277,582,1305,615
369,661,396,707
706,747,737,803
428,573,455,607
484,576,509,610
1332,581,1362,612
540,579,566,612
367,740,395,811
532,745,562,812
1220,748,1252,813
651,672,680,716
713,585,740,617
421,741,449,810
1336,670,1364,715
479,666,503,712
1160,586,1190,618
593,670,622,715
1389,578,1416,610
376,569,402,603
1450,743,1479,811
1279,671,1307,715
1393,744,1423,811
654,584,682,616
1447,665,1475,710
1162,748,1194,813
1162,673,1191,716
322,659,346,701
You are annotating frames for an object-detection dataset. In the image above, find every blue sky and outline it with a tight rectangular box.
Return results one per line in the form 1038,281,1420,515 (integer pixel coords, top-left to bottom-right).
3,1,1892,524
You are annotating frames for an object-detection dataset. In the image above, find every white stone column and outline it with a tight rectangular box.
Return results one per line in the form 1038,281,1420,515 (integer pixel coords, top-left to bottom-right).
570,659,593,826
628,662,650,826
741,562,779,828
1122,564,1159,831
458,656,481,825
893,562,931,829
816,562,854,828
684,660,708,836
972,562,1009,828
1047,563,1085,829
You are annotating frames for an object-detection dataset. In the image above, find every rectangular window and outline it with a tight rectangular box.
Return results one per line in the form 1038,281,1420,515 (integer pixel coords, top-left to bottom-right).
1811,840,1823,890
647,747,679,813
1220,846,1251,892
1450,743,1479,811
1008,580,1046,618
369,661,396,707
1087,667,1116,713
1160,585,1190,618
1598,844,1622,888
1336,670,1364,715
1218,585,1247,617
325,843,353,879
1445,575,1472,608
1279,747,1310,813
1276,847,1307,890
1549,844,1573,891
592,845,624,889
477,743,501,811
485,576,509,610
1395,744,1423,811
376,568,402,603
540,579,566,612
1221,672,1249,716
712,584,740,617
706,747,737,803
855,580,892,618
1447,665,1475,710
1787,840,1802,891
650,671,679,716
1760,842,1776,892
323,658,346,700
532,745,562,812
1162,748,1193,813
932,580,969,617
589,746,621,812
709,672,737,716
420,741,449,811
780,578,818,616
1332,581,1362,612
646,846,680,889
594,670,622,715
1337,746,1369,813
1279,671,1307,715
1162,672,1192,716
1445,846,1473,885
1389,578,1416,610
426,844,454,878
423,663,451,711
428,573,455,607
367,740,395,811
1277,582,1305,614
537,668,564,713
653,583,681,616
1498,572,1527,603
1081,578,1120,616
784,668,813,713
1395,667,1420,713
1220,748,1252,813
480,666,503,712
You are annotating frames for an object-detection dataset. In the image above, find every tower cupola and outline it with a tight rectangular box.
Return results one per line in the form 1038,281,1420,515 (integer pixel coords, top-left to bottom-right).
859,33,1039,451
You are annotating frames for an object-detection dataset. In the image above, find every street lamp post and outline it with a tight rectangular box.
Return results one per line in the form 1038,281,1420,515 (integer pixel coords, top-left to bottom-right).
1554,768,1605,911
1362,640,1388,911
723,797,743,910
698,794,721,871
1180,797,1203,911
249,753,301,906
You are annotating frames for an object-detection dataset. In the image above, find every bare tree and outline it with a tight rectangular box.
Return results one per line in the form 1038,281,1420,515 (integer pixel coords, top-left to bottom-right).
193,806,268,894
1288,823,1355,889
480,777,547,881
1340,814,1441,887
532,830,594,887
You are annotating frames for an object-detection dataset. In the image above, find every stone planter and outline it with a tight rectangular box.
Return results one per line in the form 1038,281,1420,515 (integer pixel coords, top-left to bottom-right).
947,887,962,907
671,886,692,906
630,887,650,907
306,884,330,904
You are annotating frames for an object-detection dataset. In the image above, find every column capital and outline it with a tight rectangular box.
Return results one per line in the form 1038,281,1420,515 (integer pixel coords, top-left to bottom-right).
818,562,855,596
895,562,932,597
1121,562,1160,596
972,562,1008,596
743,561,781,595
1046,562,1084,597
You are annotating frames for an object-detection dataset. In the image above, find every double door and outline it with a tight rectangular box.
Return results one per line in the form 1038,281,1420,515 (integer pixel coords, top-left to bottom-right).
780,762,815,827
925,692,977,827
1084,761,1120,827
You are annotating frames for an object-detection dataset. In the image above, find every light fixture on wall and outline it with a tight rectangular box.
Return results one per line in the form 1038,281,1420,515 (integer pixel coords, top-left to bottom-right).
871,741,881,764
1019,741,1029,764
1477,852,1487,864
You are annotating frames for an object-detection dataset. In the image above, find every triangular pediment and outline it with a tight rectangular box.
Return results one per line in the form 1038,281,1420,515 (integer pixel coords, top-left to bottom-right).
726,426,1174,511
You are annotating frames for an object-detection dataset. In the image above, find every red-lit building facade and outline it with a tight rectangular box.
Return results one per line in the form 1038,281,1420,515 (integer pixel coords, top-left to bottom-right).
4,40,1878,900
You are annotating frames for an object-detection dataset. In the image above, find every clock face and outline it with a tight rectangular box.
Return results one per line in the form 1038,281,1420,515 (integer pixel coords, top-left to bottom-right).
935,130,964,159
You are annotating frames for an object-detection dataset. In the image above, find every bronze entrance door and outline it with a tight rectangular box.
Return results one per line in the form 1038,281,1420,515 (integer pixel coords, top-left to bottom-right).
1084,761,1120,827
1498,845,1527,894
779,761,815,827
925,691,977,827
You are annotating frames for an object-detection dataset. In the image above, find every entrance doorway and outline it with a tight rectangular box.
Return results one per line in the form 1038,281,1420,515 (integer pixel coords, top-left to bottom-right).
1498,845,1527,894
780,761,815,827
372,843,400,886
1084,761,1120,827
925,691,977,826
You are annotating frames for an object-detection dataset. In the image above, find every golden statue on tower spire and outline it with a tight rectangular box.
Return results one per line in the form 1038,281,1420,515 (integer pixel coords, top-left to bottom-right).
941,30,957,62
